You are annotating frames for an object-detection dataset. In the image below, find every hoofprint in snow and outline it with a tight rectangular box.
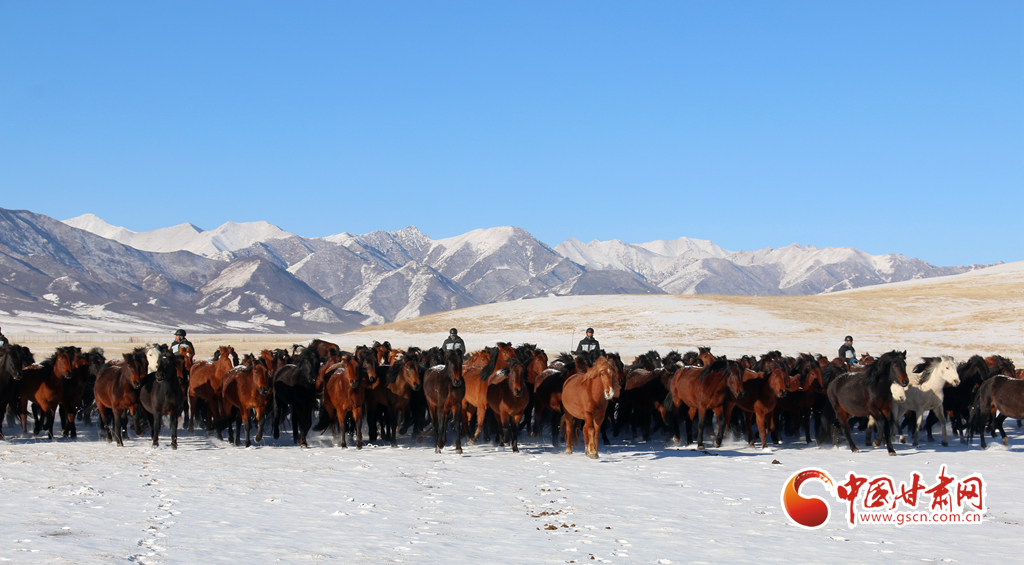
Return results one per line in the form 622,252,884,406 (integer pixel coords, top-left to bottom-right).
1,428,1021,564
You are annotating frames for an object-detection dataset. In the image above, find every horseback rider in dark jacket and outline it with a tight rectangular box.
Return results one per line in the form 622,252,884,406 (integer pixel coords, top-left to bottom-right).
838,335,856,364
575,328,600,356
442,328,466,356
171,329,194,355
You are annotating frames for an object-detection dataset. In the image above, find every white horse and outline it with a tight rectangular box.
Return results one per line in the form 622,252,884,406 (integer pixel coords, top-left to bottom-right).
897,356,961,446
867,356,959,447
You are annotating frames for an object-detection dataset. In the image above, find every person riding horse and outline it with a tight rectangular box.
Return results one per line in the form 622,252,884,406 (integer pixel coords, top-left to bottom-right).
171,329,194,355
838,335,856,364
442,328,466,356
576,328,600,356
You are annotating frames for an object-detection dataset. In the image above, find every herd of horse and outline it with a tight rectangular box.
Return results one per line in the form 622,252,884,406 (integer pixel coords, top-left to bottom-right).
0,338,1021,458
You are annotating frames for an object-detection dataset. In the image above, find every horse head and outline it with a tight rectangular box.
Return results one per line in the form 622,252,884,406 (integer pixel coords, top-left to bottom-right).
1,344,34,381
355,345,379,385
504,357,526,398
445,348,464,387
154,348,177,382
53,346,78,379
884,350,909,387
124,348,149,389
724,361,746,400
767,363,789,398
252,358,271,396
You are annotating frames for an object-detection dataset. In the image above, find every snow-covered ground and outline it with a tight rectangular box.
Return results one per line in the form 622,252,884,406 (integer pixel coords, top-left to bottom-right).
2,424,1021,564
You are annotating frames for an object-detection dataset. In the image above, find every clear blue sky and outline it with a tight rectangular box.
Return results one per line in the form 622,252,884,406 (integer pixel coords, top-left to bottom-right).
2,2,1021,266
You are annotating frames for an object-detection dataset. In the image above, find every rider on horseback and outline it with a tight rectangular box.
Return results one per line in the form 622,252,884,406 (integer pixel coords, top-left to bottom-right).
838,335,856,364
576,328,600,356
171,329,194,355
442,328,466,356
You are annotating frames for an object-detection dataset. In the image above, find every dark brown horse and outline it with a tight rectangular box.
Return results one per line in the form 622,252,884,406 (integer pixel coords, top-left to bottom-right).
188,345,237,435
773,353,824,444
0,344,34,439
220,354,272,447
94,348,149,446
486,356,529,452
138,346,187,449
381,350,424,447
272,345,320,447
58,347,91,438
969,375,1024,448
561,356,622,458
824,350,909,455
19,347,76,439
423,348,465,454
725,363,794,449
664,359,745,450
530,352,579,446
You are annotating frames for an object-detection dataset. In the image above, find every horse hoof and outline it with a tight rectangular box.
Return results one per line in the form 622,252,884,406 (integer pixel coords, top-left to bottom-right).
587,453,599,459
888,451,897,456
1004,439,1010,446
941,441,949,447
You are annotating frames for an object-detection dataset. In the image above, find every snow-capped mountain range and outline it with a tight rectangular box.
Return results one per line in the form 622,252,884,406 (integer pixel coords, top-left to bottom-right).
0,208,993,334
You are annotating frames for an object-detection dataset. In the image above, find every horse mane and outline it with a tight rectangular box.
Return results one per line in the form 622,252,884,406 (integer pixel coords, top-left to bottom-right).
515,343,543,363
480,346,501,380
555,352,575,366
959,355,989,383
820,364,846,388
699,359,729,382
386,350,422,385
662,350,683,369
987,355,1016,377
577,356,615,383
913,357,939,385
863,350,906,386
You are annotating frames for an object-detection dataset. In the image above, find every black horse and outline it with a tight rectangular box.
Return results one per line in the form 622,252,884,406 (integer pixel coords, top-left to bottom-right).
823,350,909,456
138,346,186,449
423,348,465,454
272,345,320,447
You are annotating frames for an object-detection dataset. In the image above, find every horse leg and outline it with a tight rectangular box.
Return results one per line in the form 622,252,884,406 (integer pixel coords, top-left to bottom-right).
562,415,574,454
113,410,124,447
936,409,949,447
354,407,364,450
756,410,769,449
152,410,161,447
835,407,858,452
996,414,1010,446
713,406,728,448
254,408,265,443
170,410,179,450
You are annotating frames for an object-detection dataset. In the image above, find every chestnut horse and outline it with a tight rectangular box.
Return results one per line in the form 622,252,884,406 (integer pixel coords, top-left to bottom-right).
138,346,187,449
220,354,272,447
462,343,518,444
188,345,237,435
19,346,77,439
94,348,149,446
58,347,92,439
0,344,34,439
315,352,367,449
423,348,465,454
664,359,746,450
561,356,622,458
725,363,793,449
824,350,909,455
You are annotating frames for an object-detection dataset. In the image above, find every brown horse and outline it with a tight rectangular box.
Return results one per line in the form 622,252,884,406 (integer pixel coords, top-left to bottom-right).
462,343,518,444
316,352,367,449
969,375,1024,448
309,338,340,361
94,348,149,446
561,356,622,458
516,343,548,437
530,352,585,446
219,354,272,447
774,353,824,444
188,345,237,435
486,356,529,452
19,346,76,439
725,363,794,449
664,359,745,450
59,347,91,438
423,348,465,454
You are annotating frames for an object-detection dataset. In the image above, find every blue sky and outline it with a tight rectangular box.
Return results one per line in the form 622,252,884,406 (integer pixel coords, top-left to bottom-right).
1,2,1021,266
